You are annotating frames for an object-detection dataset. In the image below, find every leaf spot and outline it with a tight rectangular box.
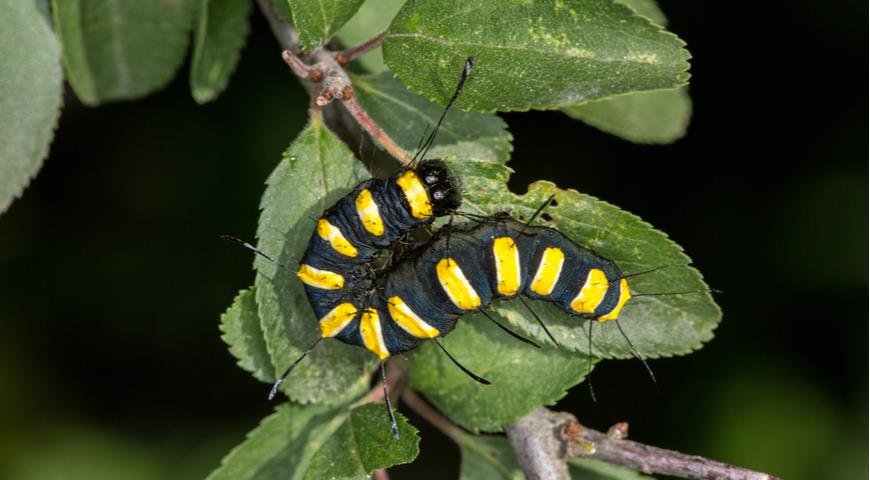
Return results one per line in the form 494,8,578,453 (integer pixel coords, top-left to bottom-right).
625,51,660,64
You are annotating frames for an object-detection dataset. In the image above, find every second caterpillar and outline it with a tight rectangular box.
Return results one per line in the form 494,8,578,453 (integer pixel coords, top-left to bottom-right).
344,215,632,359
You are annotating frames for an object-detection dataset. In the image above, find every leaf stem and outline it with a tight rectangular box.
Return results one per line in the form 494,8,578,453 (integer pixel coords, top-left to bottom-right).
343,95,413,165
336,32,387,65
281,50,322,81
401,389,468,443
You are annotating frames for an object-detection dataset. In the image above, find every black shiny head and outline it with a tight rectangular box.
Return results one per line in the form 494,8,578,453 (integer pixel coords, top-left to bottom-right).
415,160,461,215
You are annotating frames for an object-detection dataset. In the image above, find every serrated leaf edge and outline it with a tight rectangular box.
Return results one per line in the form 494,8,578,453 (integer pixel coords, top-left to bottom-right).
383,0,692,113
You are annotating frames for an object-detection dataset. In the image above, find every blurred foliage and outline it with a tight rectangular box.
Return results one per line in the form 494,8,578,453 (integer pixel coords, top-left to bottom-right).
0,0,62,214
51,0,197,105
190,0,252,104
4,425,235,480
698,363,862,480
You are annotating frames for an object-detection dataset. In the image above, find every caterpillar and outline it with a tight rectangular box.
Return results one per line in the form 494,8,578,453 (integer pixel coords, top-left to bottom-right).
221,59,474,400
295,157,461,343
263,198,649,439
228,137,469,441
289,60,476,383
227,56,650,440
333,214,632,360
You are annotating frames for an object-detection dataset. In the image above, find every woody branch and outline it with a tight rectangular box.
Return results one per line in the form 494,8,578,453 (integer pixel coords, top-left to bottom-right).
255,0,412,165
507,408,781,480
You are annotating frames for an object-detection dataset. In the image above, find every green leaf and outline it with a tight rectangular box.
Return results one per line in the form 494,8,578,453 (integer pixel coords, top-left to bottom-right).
457,435,524,480
289,0,366,52
256,115,376,404
51,0,196,106
190,0,252,104
560,2,690,144
334,0,406,73
0,0,63,214
442,157,722,360
562,87,692,144
304,403,420,479
219,288,275,383
207,402,418,480
351,72,512,163
615,0,667,26
206,402,347,480
569,458,654,479
383,0,691,112
411,317,594,432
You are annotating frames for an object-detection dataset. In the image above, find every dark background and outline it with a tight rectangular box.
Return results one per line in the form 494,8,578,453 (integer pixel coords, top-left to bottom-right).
0,2,866,479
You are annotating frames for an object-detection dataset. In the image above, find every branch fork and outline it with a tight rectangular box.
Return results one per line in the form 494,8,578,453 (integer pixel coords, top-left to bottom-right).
508,408,782,480
279,41,412,165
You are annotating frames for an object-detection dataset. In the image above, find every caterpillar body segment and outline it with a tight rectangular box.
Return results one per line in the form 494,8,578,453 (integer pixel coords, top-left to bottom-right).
336,218,632,359
295,160,460,348
298,160,459,271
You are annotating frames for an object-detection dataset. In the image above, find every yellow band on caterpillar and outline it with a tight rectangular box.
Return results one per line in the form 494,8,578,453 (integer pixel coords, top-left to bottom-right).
396,171,433,219
493,237,521,296
530,247,565,296
359,308,390,359
569,268,609,314
355,188,384,236
598,278,631,322
387,296,440,338
436,258,481,310
316,219,358,257
297,264,344,290
319,302,358,337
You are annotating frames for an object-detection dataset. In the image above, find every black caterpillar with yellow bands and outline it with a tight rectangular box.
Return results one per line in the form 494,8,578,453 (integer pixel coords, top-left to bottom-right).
295,160,460,341
306,215,632,359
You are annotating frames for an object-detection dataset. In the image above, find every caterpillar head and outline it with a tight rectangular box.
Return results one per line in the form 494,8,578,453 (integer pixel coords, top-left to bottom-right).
416,160,461,215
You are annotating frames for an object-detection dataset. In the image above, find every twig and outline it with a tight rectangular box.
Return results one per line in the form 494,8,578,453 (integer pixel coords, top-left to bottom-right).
255,0,412,166
309,50,354,106
344,95,413,165
507,409,574,480
336,32,387,65
281,50,322,81
401,389,467,442
507,408,781,480
563,419,781,480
